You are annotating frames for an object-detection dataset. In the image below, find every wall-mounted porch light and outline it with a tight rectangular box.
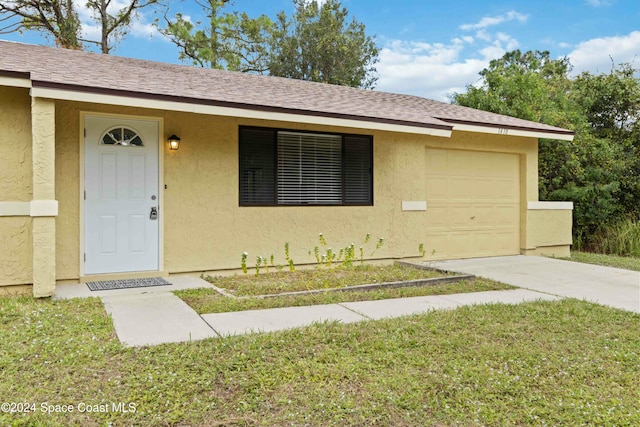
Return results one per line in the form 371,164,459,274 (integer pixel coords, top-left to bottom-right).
168,134,181,150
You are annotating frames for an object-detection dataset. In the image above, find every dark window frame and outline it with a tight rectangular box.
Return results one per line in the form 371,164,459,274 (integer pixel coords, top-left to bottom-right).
239,126,373,207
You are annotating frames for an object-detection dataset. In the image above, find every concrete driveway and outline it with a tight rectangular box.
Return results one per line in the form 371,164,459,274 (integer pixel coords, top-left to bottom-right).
431,255,640,313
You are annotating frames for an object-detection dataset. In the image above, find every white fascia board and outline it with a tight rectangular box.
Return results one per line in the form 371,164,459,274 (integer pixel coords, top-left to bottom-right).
0,76,32,88
528,201,574,210
452,123,574,141
31,87,452,138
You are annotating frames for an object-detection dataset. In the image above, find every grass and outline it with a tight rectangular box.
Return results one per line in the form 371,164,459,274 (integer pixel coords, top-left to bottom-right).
581,218,640,257
0,296,639,426
178,277,510,314
204,264,456,296
181,264,513,314
565,251,640,271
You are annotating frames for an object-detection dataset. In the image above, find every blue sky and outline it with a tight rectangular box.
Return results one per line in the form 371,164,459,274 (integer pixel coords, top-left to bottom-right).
1,0,639,101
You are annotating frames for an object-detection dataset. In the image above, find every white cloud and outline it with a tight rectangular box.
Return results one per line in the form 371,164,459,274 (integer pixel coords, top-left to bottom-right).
376,29,521,101
567,31,640,74
459,11,528,31
585,0,613,6
475,29,492,42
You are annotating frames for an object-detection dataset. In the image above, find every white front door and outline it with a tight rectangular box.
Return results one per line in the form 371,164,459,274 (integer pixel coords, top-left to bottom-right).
84,116,160,274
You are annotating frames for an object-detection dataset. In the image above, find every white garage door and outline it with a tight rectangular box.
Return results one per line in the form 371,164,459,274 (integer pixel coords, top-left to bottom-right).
425,148,520,259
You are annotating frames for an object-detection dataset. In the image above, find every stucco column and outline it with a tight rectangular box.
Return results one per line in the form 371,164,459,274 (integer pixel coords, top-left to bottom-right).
31,97,57,298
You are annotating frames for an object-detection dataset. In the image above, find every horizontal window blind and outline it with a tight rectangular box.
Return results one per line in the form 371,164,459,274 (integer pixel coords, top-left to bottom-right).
277,132,343,205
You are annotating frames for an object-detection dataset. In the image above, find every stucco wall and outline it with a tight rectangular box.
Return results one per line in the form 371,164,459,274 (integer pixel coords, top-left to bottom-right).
525,209,573,257
52,100,544,278
0,86,32,200
0,86,33,285
0,218,33,285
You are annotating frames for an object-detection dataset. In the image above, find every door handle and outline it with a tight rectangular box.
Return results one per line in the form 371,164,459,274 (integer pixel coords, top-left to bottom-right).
150,206,158,220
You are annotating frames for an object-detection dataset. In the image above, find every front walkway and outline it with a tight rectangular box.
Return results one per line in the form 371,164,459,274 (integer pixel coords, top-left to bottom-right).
55,275,559,347
52,255,639,347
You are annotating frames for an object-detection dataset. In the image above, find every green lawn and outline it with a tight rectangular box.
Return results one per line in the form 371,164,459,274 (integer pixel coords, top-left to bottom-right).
1,296,638,426
565,251,640,271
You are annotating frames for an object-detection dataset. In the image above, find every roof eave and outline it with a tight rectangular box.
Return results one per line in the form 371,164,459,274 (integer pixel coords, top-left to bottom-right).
29,83,454,137
447,120,575,141
0,70,32,88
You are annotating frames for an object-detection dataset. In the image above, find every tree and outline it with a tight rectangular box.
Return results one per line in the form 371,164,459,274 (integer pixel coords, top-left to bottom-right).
83,0,160,54
268,0,378,89
158,0,272,72
0,0,158,53
159,0,379,89
0,0,82,49
452,50,639,246
571,64,640,219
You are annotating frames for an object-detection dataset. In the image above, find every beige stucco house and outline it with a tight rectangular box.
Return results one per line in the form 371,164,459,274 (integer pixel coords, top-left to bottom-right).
0,40,574,297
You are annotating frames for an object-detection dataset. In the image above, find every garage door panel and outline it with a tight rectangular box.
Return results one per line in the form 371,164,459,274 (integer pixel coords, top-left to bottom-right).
427,149,449,173
475,231,518,255
451,205,473,228
473,205,495,227
425,148,520,259
426,178,449,201
495,205,519,227
425,205,449,231
450,178,475,200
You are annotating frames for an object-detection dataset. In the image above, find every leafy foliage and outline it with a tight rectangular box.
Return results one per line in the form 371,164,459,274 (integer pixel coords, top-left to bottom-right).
159,0,379,88
453,50,640,246
0,0,158,53
268,0,379,88
158,0,272,72
0,0,82,49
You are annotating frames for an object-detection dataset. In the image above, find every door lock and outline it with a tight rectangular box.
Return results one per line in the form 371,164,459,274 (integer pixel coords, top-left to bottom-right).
150,206,158,220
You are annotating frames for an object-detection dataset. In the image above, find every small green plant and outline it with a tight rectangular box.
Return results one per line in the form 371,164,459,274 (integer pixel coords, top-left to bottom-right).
243,233,387,274
284,242,295,271
255,256,263,277
418,243,426,258
342,244,355,267
371,237,384,256
319,232,327,246
325,248,335,267
241,252,248,274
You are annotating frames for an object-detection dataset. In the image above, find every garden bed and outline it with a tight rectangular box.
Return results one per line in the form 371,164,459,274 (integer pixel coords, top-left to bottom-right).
177,262,510,314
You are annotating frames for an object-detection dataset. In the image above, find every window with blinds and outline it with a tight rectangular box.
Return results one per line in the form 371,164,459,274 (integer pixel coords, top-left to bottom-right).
239,126,373,206
277,132,342,205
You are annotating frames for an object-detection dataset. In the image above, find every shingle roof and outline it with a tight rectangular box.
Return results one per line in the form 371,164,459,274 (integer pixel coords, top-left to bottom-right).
0,40,573,137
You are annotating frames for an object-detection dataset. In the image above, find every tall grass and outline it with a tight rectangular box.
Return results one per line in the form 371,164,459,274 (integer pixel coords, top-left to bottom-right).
587,218,640,257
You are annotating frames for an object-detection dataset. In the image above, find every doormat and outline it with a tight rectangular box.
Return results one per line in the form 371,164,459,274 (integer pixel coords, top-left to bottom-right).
86,277,172,291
